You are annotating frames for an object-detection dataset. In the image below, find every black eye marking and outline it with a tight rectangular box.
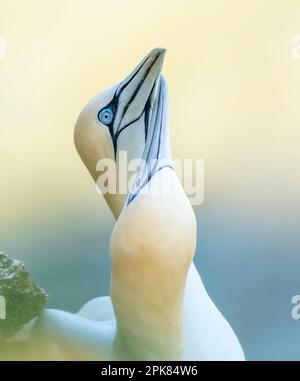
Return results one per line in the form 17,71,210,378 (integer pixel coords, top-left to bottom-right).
97,54,159,158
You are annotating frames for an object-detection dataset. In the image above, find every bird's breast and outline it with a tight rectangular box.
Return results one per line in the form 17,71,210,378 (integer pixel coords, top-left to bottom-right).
109,168,196,359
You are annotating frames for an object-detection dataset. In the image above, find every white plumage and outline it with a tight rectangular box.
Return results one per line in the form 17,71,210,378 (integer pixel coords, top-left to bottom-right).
30,48,245,360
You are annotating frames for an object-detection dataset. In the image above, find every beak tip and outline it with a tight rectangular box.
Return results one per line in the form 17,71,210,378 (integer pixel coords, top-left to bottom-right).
149,47,167,58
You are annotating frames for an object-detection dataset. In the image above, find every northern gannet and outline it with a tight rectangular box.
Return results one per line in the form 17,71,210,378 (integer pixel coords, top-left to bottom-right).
30,48,245,361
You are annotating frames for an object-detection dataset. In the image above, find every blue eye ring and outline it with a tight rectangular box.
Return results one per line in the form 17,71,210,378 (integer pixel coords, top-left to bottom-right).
98,108,113,125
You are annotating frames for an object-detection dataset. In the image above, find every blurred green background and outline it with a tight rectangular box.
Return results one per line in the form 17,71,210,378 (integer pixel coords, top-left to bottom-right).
1,0,300,360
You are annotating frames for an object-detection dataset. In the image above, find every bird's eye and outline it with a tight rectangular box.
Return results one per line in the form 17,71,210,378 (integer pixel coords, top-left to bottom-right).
98,108,113,125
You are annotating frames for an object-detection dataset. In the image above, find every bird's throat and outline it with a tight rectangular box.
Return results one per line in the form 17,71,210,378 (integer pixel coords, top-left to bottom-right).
109,170,196,360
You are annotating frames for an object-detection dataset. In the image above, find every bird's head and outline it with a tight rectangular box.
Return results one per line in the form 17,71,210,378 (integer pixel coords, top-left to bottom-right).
74,48,167,217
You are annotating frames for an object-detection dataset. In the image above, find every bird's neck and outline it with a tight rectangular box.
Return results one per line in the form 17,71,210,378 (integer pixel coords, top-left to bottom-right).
109,76,196,359
110,168,196,360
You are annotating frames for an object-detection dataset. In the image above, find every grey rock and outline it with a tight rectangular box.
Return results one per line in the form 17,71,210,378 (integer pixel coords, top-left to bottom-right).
0,252,48,340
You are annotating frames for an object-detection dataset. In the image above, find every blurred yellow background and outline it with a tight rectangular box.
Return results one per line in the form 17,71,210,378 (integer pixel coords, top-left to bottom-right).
1,0,299,232
0,0,300,359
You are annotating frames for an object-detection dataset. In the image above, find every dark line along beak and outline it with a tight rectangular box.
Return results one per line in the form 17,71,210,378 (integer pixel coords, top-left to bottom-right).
113,48,167,132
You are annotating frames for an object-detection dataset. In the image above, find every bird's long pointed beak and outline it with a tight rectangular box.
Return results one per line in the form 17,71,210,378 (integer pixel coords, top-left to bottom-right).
114,48,166,128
